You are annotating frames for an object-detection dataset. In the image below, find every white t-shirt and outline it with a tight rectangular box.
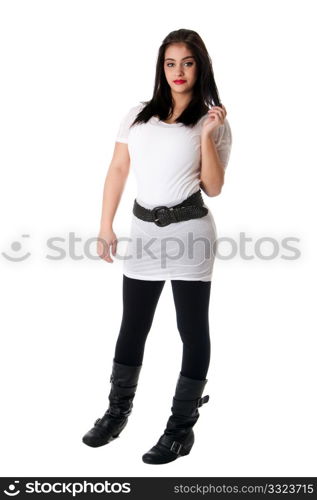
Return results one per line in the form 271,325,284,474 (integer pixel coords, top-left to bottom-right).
115,103,232,281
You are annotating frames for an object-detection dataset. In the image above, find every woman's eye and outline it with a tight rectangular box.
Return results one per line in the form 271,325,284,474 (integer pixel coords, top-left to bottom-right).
166,62,193,67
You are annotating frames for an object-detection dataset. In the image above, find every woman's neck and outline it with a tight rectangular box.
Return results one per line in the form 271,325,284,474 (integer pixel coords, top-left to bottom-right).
170,92,192,114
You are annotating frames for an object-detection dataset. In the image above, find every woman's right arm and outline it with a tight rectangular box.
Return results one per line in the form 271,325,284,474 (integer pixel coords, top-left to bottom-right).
97,142,130,263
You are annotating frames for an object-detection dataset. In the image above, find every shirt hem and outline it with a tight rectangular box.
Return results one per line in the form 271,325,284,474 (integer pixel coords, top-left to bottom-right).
122,271,211,282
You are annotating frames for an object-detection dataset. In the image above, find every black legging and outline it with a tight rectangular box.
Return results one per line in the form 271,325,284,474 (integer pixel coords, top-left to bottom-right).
114,274,211,380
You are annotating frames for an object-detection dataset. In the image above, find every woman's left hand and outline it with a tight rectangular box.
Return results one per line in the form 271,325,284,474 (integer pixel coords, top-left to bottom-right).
201,104,227,137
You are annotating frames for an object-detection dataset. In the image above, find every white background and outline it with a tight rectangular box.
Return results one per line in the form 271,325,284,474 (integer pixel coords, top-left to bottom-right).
0,0,316,477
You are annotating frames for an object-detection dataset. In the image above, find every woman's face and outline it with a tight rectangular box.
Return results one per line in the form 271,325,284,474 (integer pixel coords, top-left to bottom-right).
163,43,198,95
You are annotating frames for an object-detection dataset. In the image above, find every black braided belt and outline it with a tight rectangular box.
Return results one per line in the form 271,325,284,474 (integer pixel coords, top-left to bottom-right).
133,189,208,227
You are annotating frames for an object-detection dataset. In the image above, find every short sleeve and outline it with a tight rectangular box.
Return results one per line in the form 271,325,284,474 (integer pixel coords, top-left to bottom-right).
115,104,143,144
211,118,232,170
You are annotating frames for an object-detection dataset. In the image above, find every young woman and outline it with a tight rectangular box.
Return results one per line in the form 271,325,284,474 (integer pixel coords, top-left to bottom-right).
82,28,232,465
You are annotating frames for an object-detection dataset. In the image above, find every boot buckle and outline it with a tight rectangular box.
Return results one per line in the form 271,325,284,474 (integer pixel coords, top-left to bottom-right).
94,418,101,425
170,440,183,454
197,395,209,407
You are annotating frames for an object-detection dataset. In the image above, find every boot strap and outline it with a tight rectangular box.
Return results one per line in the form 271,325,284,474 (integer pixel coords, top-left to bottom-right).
158,434,185,455
94,405,129,425
197,395,209,407
172,394,209,413
110,374,138,388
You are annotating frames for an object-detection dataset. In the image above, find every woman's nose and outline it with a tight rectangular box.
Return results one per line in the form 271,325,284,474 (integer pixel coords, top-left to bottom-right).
175,67,184,75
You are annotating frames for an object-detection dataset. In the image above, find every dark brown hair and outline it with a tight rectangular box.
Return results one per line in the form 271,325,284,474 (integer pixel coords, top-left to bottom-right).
131,28,223,129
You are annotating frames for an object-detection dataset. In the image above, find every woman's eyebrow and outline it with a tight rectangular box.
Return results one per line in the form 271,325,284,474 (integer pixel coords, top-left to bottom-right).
164,56,195,61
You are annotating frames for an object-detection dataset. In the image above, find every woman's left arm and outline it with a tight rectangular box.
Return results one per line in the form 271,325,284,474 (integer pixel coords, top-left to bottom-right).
200,105,229,197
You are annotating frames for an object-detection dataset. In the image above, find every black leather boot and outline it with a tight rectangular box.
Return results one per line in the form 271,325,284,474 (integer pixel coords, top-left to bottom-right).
82,358,142,448
142,373,209,464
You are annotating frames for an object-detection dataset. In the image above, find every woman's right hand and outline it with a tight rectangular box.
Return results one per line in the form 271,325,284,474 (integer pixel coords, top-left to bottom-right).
97,228,117,263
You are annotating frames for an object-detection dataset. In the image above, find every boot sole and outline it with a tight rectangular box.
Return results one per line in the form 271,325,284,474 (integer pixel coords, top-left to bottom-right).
142,448,191,464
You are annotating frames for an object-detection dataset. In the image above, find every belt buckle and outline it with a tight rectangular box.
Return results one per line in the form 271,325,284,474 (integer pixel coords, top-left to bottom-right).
152,205,171,227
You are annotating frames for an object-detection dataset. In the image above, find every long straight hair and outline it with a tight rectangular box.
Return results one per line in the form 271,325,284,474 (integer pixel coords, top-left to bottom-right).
131,28,222,129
